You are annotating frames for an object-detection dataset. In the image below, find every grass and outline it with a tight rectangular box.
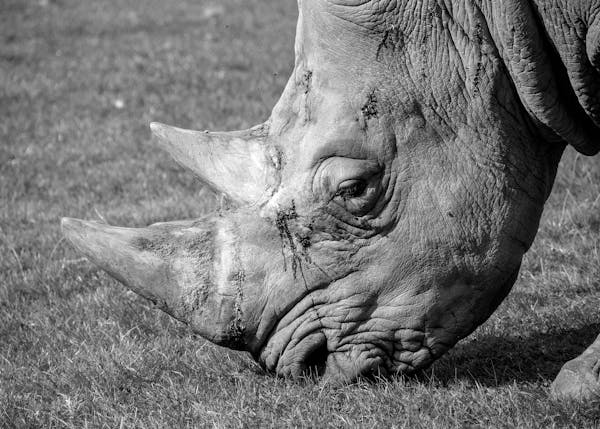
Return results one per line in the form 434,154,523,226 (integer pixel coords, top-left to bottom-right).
1,0,600,427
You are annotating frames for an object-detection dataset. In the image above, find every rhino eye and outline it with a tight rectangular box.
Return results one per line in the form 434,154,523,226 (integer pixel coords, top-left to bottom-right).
313,156,382,216
332,175,381,216
335,179,367,199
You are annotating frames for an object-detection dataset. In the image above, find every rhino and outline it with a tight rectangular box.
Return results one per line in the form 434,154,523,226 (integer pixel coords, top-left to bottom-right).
61,0,600,400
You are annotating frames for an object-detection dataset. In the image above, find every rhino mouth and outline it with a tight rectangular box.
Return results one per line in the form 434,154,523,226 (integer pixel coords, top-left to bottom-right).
262,321,439,382
255,285,438,381
277,331,331,378
255,264,522,381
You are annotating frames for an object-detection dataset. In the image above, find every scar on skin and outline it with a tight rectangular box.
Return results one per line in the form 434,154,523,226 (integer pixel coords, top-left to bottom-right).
361,91,378,121
227,221,246,346
298,70,313,123
295,233,311,250
276,202,298,274
299,70,312,94
275,201,308,283
471,22,484,93
226,270,246,345
376,26,405,61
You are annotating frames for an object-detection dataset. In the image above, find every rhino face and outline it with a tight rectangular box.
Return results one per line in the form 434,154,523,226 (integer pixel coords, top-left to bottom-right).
63,0,600,380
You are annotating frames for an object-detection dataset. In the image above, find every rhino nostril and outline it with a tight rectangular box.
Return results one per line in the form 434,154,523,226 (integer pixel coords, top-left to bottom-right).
302,341,329,377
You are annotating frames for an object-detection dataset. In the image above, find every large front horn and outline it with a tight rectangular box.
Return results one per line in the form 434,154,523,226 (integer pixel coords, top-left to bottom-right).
150,122,280,205
60,217,241,346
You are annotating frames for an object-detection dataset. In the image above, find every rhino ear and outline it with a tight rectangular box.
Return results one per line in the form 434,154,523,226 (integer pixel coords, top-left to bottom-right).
150,122,280,205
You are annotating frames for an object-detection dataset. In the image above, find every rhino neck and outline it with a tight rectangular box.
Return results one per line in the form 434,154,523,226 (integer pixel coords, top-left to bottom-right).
479,0,600,155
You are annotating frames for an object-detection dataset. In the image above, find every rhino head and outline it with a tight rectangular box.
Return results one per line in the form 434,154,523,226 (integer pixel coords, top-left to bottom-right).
62,0,600,381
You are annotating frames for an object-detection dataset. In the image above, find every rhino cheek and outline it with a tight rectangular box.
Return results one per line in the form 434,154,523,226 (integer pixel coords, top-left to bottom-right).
253,229,524,381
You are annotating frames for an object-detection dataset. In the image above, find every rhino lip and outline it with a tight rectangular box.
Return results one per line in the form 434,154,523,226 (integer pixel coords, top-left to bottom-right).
255,270,378,379
271,330,331,378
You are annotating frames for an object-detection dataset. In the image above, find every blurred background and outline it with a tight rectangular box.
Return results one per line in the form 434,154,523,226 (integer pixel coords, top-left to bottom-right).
1,0,295,228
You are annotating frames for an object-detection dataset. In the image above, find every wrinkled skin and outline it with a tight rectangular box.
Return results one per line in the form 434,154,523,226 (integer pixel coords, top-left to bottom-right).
62,0,600,395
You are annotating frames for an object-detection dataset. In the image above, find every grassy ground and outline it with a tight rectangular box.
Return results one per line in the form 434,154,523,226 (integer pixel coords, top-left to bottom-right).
2,0,600,427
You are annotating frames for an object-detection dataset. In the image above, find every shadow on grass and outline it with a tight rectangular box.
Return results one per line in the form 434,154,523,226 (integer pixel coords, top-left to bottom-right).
425,324,600,386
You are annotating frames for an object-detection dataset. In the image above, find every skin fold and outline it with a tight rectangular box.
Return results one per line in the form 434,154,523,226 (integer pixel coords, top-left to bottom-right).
62,0,600,397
